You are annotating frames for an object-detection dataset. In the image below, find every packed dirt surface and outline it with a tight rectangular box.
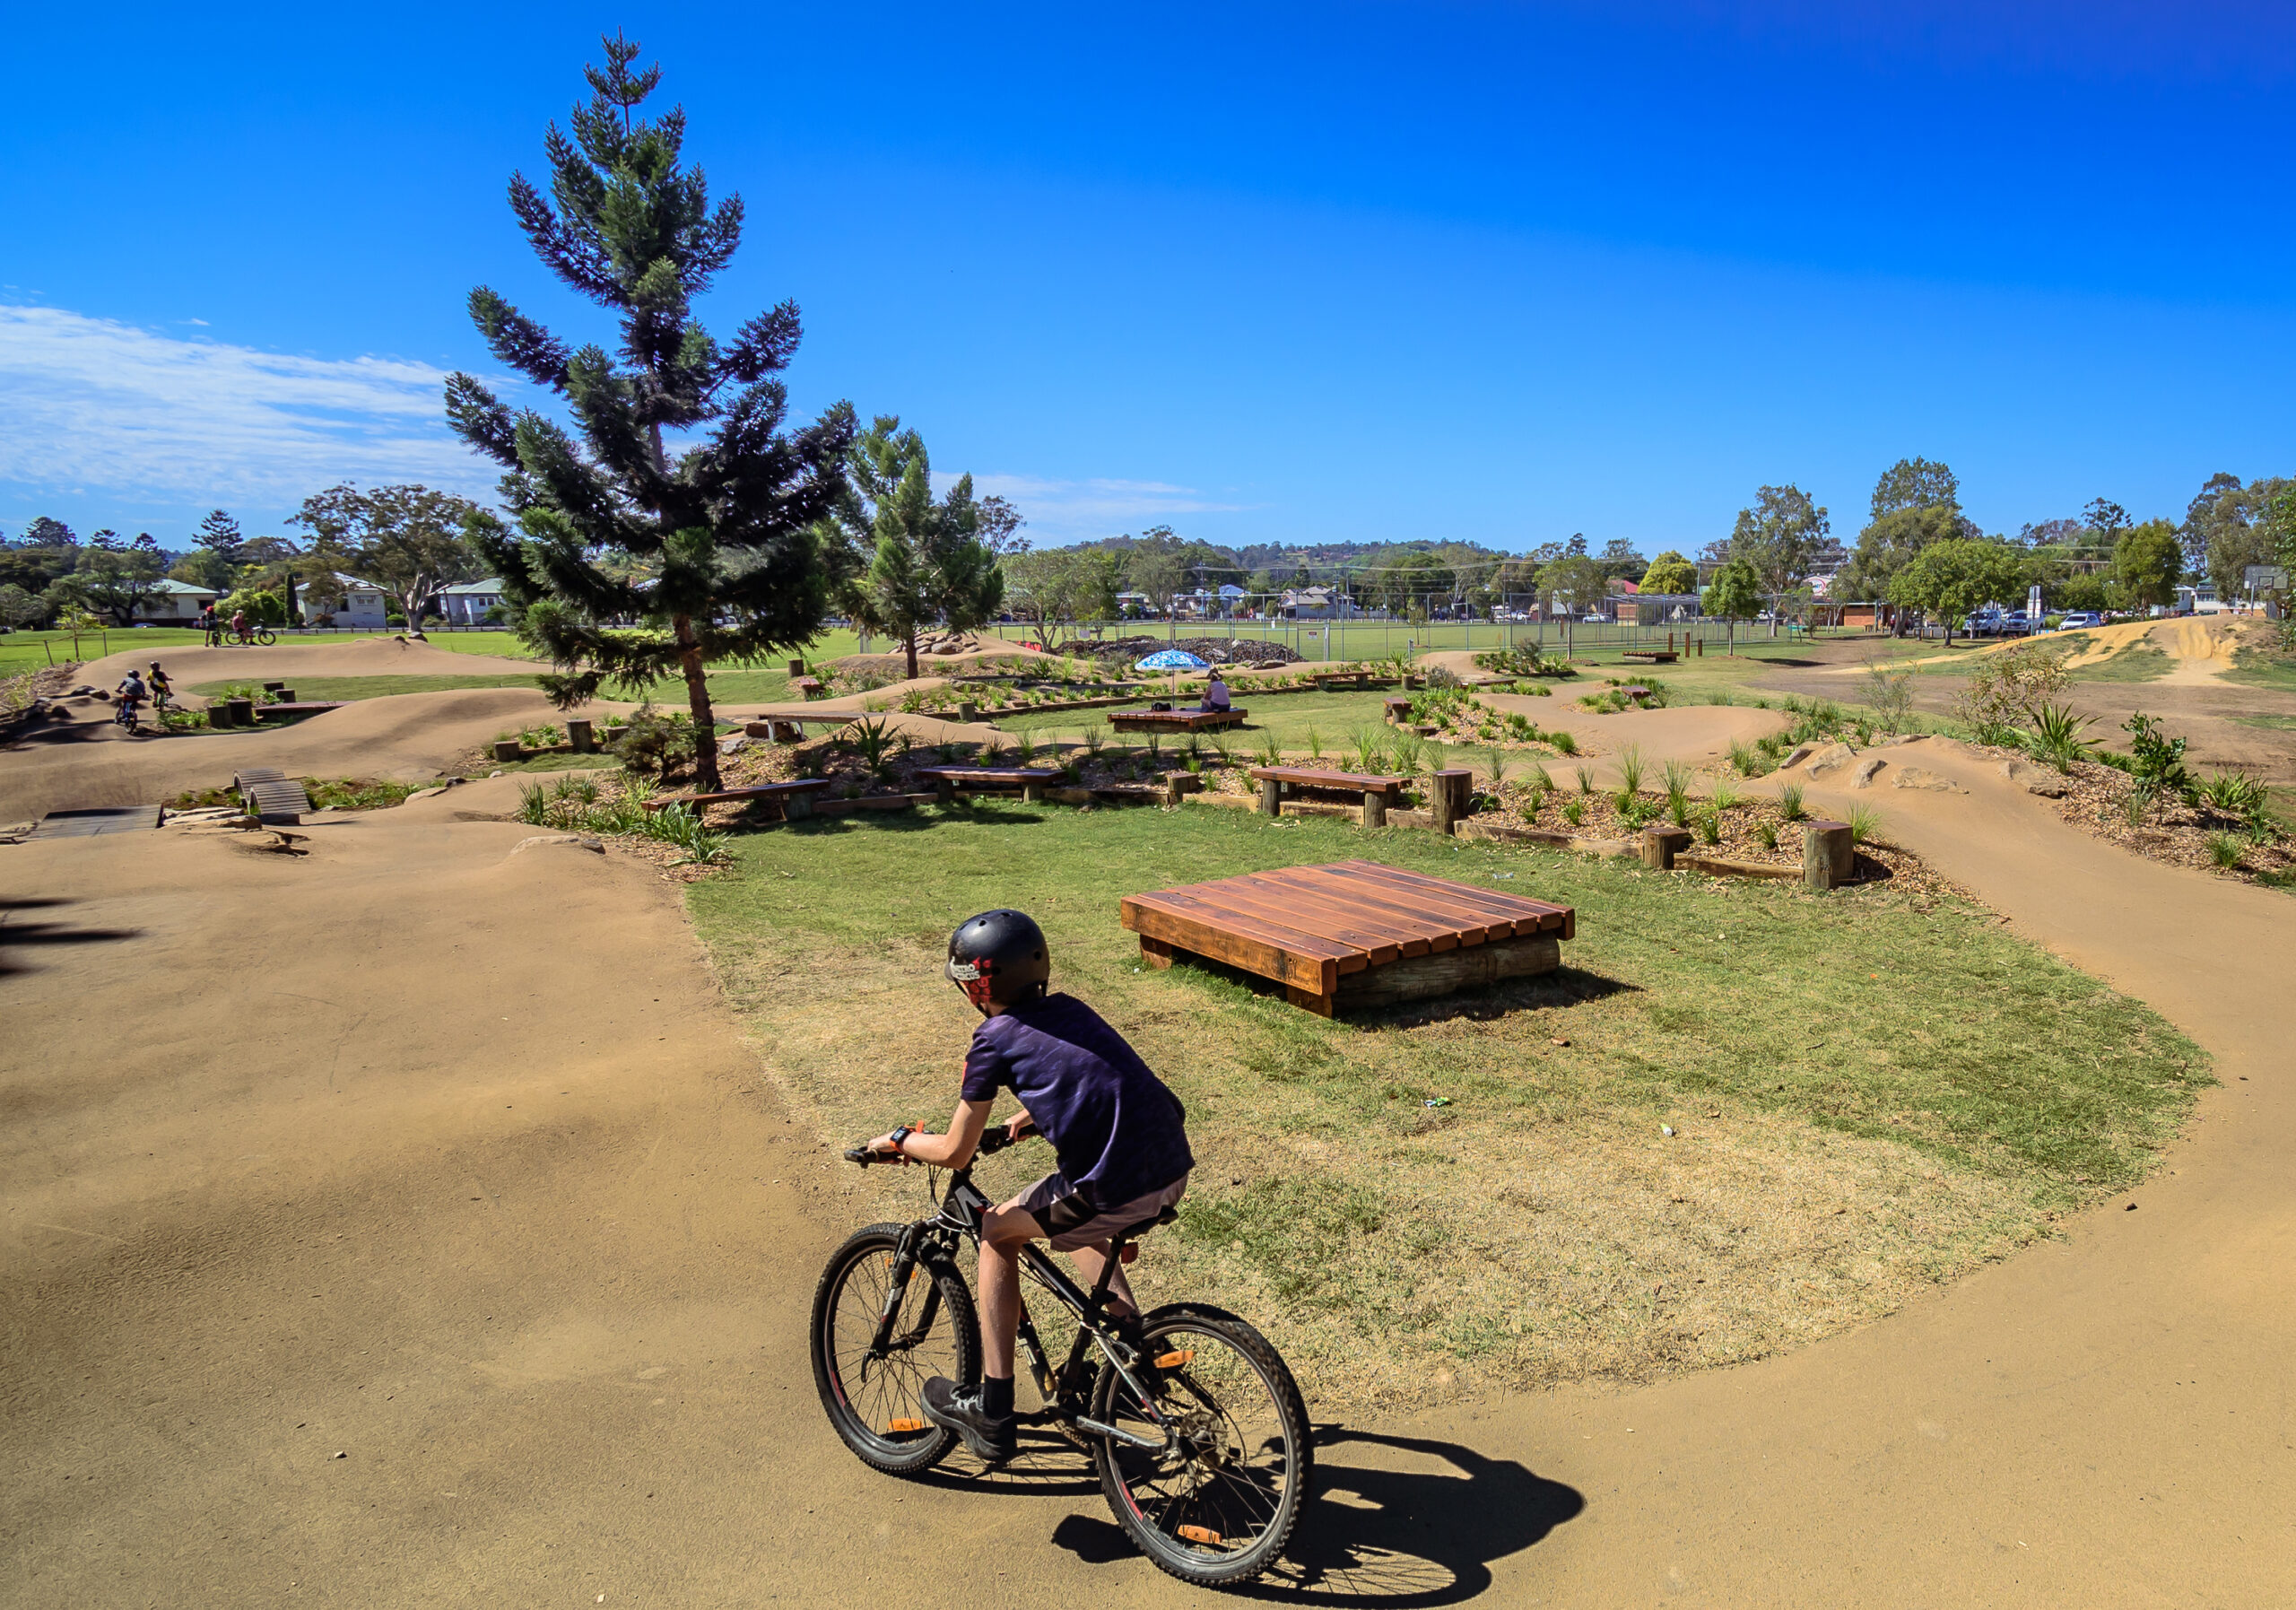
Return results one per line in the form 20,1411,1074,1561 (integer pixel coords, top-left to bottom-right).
4,698,2292,1604
0,688,587,826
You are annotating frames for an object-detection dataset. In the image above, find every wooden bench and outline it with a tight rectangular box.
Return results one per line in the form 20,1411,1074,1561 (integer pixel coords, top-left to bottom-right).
910,766,1060,805
1248,764,1408,828
1621,685,1652,704
1120,859,1574,1015
1619,651,1677,665
1383,696,1413,724
793,676,827,701
1312,672,1377,692
1108,707,1248,734
642,778,831,820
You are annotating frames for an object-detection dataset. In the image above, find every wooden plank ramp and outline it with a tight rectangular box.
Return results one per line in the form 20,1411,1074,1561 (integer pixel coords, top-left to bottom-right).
1119,858,1572,1014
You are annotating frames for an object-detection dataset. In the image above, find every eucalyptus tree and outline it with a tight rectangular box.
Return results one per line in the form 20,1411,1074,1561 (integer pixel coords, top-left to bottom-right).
445,32,855,792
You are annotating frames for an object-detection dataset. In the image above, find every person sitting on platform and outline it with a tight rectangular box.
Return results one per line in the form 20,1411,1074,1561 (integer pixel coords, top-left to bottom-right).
1199,673,1231,713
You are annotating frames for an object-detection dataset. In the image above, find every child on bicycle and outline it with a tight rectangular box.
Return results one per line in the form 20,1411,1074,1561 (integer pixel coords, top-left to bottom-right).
146,662,172,712
867,908,1194,1463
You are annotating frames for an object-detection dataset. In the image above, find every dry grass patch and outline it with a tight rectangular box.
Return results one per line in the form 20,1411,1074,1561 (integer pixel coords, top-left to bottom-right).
688,805,2206,1409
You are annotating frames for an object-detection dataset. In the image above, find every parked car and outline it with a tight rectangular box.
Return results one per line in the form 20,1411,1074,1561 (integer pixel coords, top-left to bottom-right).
2056,611,2103,630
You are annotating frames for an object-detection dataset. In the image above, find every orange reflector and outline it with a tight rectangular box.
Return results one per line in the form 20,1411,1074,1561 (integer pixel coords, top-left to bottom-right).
886,1418,926,1432
1154,1350,1196,1371
1176,1525,1223,1545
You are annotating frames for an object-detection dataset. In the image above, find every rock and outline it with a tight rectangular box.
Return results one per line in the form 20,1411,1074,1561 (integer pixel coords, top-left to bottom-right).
717,734,749,756
1779,743,1817,770
512,834,605,854
1849,757,1886,788
1892,767,1961,792
406,787,448,801
1805,742,1859,779
1998,759,2067,797
1883,734,1926,746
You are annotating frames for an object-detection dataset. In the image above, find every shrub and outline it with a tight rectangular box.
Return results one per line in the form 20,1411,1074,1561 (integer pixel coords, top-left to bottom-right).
1481,747,1511,792
1662,759,1692,822
520,721,564,749
1523,760,1553,794
2122,712,2192,808
1779,781,1807,821
2031,701,2093,772
1697,809,1721,846
1758,821,1779,849
2196,770,2268,822
1711,775,1744,812
1727,739,1761,776
612,702,695,779
1574,765,1596,795
1955,642,2070,734
1615,744,1646,796
1548,728,1578,755
1422,664,1464,689
1845,802,1884,846
2206,832,2245,870
1561,797,1586,827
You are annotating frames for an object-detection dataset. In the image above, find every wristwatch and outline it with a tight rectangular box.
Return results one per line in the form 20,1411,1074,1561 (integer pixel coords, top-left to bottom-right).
887,1124,915,1158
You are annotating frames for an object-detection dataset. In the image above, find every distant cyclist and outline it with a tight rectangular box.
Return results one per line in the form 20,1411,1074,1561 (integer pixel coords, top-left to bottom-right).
114,668,149,734
199,602,221,645
146,662,173,715
230,607,249,645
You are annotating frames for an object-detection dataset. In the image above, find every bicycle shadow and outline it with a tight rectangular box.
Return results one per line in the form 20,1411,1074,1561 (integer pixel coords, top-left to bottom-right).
1048,1423,1583,1605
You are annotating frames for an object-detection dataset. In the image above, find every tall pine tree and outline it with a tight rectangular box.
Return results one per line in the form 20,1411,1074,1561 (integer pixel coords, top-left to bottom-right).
821,418,1005,679
446,33,855,791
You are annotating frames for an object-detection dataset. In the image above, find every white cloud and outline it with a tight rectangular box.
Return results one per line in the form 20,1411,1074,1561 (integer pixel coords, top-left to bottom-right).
948,472,1248,544
0,304,497,506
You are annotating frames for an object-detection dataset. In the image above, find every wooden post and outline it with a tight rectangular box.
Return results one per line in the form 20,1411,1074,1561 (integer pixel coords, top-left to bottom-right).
1641,823,1693,870
1165,771,1202,806
957,701,978,724
1361,788,1388,830
787,658,805,678
1260,776,1282,815
567,718,594,753
1139,936,1175,970
226,698,254,727
935,775,956,806
785,789,814,821
276,687,296,703
1022,780,1046,803
1431,768,1473,834
1803,820,1853,890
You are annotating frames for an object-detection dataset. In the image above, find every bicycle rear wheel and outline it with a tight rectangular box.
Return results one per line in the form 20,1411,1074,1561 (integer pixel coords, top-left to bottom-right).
809,1223,978,1476
1091,1302,1309,1587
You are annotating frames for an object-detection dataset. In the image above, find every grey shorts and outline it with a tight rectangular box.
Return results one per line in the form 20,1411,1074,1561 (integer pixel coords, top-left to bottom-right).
1016,1171,1190,1253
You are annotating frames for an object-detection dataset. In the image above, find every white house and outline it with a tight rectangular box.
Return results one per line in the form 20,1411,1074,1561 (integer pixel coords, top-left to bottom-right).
138,579,222,623
439,579,507,625
296,572,393,630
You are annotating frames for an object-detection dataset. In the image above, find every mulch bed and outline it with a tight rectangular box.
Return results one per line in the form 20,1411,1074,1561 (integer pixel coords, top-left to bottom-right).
1965,743,2294,886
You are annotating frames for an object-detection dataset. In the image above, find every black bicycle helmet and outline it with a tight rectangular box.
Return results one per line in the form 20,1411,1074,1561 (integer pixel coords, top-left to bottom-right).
946,909,1050,1013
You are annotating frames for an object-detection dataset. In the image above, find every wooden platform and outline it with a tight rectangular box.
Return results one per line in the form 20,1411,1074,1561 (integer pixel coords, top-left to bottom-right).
1108,707,1248,733
1119,859,1573,1015
30,805,165,839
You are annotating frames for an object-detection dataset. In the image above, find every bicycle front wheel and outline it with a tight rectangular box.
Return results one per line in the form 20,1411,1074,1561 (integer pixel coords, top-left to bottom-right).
1091,1302,1309,1587
809,1223,978,1476
253,627,277,645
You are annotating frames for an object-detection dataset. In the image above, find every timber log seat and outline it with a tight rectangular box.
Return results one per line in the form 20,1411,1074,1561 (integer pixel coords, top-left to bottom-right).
1120,859,1574,1015
1248,763,1409,827
910,765,1060,804
643,778,832,820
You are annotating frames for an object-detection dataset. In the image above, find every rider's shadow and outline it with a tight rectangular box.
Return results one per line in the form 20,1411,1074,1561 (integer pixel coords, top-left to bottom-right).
1048,1423,1583,1606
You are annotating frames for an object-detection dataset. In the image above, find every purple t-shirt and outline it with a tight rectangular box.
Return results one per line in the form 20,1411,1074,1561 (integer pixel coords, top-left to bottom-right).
961,994,1193,1211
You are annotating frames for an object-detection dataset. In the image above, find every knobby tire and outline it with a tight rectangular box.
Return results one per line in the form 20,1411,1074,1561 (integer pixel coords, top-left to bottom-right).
1091,1302,1310,1587
809,1223,978,1476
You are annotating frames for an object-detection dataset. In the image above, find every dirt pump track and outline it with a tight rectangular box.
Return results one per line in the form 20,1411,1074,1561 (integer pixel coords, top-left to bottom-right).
2,717,2292,1602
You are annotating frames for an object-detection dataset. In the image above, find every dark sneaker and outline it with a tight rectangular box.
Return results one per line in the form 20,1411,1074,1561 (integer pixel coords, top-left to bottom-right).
922,1377,1016,1464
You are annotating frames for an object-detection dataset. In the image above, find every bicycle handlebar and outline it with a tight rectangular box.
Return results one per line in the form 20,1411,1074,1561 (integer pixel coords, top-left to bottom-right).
842,1123,1034,1168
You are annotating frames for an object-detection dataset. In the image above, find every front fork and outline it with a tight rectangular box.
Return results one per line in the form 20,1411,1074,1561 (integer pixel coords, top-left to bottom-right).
866,1225,943,1358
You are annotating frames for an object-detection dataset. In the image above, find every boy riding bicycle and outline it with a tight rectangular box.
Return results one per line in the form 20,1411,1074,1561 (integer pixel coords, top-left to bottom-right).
866,909,1193,1463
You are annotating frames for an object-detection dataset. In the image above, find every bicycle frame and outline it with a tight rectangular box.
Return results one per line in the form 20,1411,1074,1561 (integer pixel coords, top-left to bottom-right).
860,1141,1175,1451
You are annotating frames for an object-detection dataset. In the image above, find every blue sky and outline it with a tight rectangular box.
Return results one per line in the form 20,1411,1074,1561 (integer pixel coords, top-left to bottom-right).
4,2,2292,553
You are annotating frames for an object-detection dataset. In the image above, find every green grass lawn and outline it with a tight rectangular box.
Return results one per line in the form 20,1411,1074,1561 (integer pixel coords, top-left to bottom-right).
687,802,2206,1404
2228,643,2296,693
